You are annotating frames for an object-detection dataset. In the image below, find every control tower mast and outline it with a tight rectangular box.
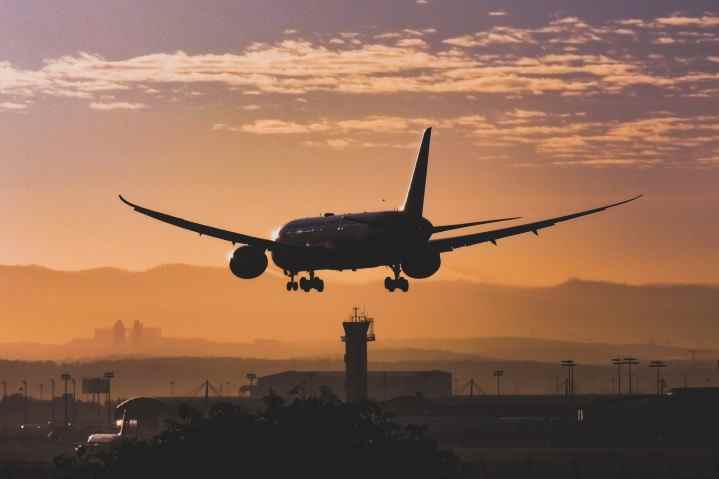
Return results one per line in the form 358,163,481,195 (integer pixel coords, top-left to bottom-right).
342,306,375,402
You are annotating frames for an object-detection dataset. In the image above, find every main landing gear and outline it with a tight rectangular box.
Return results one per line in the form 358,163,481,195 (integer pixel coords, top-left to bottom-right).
385,265,409,293
285,271,324,292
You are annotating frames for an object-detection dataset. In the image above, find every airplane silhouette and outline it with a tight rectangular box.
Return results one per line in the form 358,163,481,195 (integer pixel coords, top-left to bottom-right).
120,128,641,293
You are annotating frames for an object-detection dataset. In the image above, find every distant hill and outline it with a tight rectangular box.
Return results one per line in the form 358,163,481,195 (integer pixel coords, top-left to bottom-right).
1,264,718,352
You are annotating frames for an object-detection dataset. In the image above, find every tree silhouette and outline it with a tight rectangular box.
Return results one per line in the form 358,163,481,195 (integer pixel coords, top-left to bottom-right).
55,395,461,479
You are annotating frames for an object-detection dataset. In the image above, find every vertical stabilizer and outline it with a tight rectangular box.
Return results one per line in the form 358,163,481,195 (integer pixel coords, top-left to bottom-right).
401,127,432,216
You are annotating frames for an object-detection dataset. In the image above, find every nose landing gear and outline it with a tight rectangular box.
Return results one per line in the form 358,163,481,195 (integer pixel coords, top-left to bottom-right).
384,265,409,292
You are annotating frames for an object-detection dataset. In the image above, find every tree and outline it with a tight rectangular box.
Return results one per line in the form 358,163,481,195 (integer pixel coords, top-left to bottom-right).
56,396,461,479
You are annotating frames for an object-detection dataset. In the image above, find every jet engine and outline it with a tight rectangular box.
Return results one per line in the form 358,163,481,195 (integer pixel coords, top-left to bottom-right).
401,248,441,279
229,246,268,279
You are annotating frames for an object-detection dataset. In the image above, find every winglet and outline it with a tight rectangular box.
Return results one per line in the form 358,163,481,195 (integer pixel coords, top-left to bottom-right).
118,194,136,209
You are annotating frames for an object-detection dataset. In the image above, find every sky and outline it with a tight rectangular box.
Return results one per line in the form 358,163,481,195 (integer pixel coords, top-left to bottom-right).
1,0,718,286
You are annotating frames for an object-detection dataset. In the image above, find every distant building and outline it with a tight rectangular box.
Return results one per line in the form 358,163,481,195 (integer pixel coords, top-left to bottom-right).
254,370,452,401
130,320,162,346
112,320,126,346
94,320,161,348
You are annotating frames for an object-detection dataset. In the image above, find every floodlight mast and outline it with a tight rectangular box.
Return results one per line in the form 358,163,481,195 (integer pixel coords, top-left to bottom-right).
61,373,71,426
492,370,504,396
649,361,668,396
611,358,624,395
560,360,577,396
623,358,639,395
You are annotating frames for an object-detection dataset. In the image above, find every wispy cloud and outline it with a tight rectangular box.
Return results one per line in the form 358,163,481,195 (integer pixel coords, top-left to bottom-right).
0,101,28,111
88,101,146,111
654,15,719,28
225,111,719,169
0,14,716,104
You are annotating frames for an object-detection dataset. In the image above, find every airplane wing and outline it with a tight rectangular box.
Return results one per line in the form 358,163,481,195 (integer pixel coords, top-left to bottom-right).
430,195,642,253
119,195,279,250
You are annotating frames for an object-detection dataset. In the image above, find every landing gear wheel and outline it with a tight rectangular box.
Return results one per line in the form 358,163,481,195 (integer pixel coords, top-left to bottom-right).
299,277,311,292
285,271,299,292
315,278,324,292
385,264,410,292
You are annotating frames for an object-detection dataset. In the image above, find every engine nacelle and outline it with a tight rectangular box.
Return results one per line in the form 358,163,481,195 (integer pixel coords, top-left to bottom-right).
229,246,268,279
401,249,441,279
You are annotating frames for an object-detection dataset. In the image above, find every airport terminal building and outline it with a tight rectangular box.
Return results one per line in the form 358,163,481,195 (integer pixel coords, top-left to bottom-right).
254,370,452,401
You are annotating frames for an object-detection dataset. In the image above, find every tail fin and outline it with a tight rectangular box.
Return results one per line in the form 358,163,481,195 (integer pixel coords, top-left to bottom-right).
118,409,128,436
401,128,432,216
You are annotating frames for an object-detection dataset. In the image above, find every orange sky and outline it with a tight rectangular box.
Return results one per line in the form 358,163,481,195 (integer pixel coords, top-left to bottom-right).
2,0,718,286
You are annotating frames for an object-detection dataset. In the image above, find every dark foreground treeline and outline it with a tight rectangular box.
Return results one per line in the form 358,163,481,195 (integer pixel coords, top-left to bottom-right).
54,391,462,479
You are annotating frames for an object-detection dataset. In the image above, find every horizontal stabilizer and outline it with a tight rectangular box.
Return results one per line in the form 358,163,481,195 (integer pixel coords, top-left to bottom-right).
432,217,521,234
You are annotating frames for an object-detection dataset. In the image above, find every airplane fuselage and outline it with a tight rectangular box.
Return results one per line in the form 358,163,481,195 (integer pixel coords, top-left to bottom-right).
271,211,433,272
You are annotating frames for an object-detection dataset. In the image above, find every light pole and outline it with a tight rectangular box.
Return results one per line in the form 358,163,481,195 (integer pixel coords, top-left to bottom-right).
246,373,257,397
493,370,504,396
170,380,175,397
21,380,28,425
560,360,577,396
50,379,55,423
623,358,639,395
649,361,668,396
61,373,71,426
466,378,477,397
611,358,624,395
104,372,115,427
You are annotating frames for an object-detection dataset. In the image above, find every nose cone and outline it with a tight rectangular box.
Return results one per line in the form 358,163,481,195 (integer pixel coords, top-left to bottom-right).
271,226,282,241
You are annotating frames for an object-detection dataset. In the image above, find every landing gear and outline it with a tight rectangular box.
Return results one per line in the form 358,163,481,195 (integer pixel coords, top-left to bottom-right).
287,270,324,292
285,271,299,291
384,265,409,292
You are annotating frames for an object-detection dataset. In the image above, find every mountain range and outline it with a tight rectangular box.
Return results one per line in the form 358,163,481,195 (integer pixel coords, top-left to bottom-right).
1,264,718,357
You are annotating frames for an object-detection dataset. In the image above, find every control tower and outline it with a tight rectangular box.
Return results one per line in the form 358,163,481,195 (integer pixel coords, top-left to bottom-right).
342,307,375,402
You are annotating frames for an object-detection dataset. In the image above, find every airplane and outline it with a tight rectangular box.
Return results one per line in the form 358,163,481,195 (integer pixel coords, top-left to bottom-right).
81,409,129,451
120,128,641,293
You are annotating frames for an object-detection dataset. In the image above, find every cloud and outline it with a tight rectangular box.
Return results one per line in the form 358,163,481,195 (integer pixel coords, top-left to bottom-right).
0,14,716,111
88,101,146,111
443,27,534,47
489,11,508,17
416,0,428,4
696,156,719,166
240,119,331,134
242,104,261,111
0,101,28,111
212,123,239,132
509,109,546,119
224,111,719,169
654,15,719,28
396,38,428,48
